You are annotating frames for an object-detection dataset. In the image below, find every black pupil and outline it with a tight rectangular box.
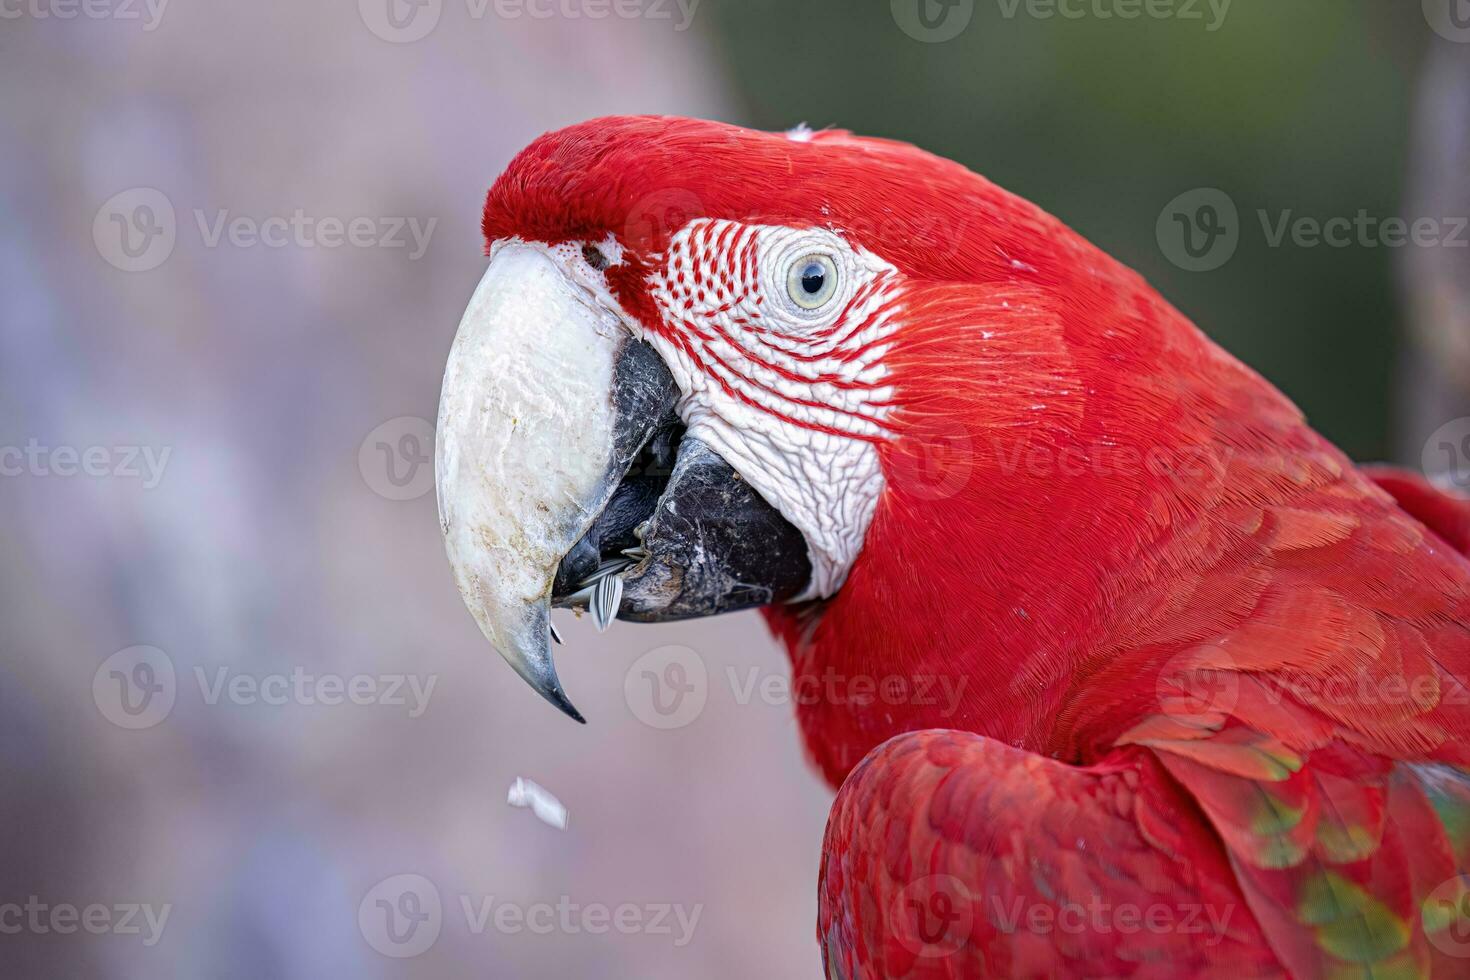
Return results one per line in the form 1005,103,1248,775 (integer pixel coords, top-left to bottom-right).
800,263,825,295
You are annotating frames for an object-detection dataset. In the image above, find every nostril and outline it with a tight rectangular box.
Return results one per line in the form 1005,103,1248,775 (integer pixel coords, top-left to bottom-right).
581,243,609,271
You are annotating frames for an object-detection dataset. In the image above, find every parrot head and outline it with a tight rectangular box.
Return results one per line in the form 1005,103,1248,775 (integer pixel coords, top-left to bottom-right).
437,115,1276,773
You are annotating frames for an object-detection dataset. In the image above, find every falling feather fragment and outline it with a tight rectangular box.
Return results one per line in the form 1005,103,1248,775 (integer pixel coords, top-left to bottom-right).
506,777,568,830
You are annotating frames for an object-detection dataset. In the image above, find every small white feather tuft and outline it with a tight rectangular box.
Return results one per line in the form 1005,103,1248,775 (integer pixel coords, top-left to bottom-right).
507,776,568,830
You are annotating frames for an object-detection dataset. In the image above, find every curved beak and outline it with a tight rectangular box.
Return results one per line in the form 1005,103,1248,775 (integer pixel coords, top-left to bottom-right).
436,243,809,722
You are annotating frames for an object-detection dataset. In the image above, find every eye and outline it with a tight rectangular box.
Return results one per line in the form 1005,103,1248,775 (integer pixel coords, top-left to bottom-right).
581,243,609,271
785,253,838,311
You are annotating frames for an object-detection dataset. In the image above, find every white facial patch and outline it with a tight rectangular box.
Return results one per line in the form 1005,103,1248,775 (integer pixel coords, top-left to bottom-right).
640,220,903,598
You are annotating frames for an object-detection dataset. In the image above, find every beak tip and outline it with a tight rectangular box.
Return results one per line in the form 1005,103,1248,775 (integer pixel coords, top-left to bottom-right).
545,686,588,725
496,628,588,724
504,651,587,723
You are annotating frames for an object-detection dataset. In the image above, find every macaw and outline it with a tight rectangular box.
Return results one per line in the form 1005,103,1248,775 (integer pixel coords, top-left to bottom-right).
434,115,1470,978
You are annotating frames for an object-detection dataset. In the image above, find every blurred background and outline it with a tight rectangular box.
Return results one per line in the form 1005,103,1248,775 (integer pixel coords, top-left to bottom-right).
4,1,1469,976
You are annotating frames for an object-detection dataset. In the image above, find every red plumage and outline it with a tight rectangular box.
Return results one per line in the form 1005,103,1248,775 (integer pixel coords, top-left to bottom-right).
485,116,1470,977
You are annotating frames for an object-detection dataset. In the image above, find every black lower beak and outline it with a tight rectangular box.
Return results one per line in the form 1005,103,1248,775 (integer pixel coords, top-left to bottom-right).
551,341,812,624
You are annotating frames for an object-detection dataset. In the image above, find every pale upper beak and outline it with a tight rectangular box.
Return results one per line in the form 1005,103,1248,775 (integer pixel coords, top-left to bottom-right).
435,242,810,722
